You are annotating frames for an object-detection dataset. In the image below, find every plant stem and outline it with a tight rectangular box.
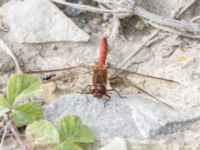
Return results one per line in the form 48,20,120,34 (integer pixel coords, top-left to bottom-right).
0,122,8,148
9,121,29,150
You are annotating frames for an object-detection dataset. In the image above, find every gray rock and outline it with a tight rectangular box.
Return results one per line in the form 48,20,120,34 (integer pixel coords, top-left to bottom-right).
0,0,89,43
99,138,128,150
44,93,200,139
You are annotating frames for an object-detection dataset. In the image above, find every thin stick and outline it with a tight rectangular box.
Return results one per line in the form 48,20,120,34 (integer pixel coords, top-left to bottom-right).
145,33,168,47
147,21,200,38
146,0,197,43
9,121,28,150
134,7,200,33
51,0,131,14
0,122,8,148
51,0,200,34
118,0,197,69
192,15,200,22
0,39,22,73
108,15,121,48
173,0,196,19
145,0,197,42
118,30,158,68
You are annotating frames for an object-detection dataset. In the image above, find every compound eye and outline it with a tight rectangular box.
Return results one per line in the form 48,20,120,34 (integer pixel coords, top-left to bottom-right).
96,84,106,93
90,85,96,94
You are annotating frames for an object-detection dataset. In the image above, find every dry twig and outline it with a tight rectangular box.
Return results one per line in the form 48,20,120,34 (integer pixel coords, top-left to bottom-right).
51,0,200,36
9,121,28,150
0,39,22,73
133,6,200,33
51,0,131,14
0,121,8,148
108,15,121,48
192,15,200,22
118,0,197,69
118,30,159,68
171,0,196,19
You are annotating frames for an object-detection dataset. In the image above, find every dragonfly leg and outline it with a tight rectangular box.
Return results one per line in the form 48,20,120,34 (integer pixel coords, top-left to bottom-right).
80,85,91,102
103,94,111,108
107,89,126,99
81,84,91,94
85,93,90,103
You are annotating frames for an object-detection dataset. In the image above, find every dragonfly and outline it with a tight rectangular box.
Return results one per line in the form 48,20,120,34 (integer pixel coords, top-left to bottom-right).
25,37,179,109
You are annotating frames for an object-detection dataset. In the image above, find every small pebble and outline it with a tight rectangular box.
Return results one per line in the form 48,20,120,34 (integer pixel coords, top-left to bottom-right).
52,45,58,50
135,21,146,30
91,18,102,25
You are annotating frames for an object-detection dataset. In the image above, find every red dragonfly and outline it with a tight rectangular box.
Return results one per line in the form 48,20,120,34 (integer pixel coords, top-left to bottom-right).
81,37,125,104
26,37,178,109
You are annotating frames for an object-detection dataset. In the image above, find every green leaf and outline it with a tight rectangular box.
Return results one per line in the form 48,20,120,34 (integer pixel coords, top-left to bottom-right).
12,102,43,127
58,116,94,143
26,120,60,144
0,94,10,117
55,142,83,150
7,74,42,105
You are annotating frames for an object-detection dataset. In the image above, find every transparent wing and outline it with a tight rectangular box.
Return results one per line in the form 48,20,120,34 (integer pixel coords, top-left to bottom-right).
126,78,174,109
25,64,91,83
108,66,179,84
107,65,177,109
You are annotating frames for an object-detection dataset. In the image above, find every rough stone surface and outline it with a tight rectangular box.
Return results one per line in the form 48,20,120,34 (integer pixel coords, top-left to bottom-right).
0,0,90,43
44,93,200,139
99,138,128,150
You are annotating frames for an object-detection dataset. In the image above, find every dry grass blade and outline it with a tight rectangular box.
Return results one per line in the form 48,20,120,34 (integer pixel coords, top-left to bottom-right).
134,7,200,33
173,0,197,19
118,31,159,68
192,15,200,22
51,0,131,14
0,122,8,148
51,0,200,34
0,39,22,73
118,0,197,69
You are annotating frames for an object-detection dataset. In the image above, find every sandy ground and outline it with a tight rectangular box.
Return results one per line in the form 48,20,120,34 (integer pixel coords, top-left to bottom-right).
0,0,200,149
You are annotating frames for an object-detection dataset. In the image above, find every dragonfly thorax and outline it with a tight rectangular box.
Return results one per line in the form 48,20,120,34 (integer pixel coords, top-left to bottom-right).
92,64,107,85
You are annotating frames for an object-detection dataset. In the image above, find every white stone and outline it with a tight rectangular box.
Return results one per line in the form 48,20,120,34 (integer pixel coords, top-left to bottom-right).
100,138,128,150
0,0,90,43
44,93,200,139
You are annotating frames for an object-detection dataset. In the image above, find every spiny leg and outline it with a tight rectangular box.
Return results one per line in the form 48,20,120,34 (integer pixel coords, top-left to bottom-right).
81,84,91,94
107,89,126,98
81,85,91,102
103,94,111,107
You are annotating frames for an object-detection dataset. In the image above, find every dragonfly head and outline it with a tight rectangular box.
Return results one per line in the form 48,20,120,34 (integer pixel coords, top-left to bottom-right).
90,84,106,98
